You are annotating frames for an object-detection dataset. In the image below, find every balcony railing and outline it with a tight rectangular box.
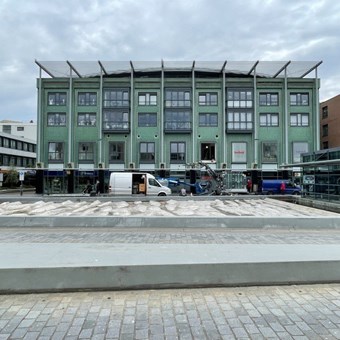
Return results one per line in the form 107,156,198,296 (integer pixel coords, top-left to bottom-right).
164,121,192,133
103,121,130,133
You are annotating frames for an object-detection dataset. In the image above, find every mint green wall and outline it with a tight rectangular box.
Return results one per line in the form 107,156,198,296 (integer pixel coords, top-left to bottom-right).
38,75,318,170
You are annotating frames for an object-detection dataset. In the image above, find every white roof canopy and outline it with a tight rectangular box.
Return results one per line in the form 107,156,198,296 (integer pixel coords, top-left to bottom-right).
35,60,322,79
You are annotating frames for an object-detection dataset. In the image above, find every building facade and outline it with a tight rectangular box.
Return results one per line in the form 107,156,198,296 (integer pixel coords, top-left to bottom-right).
0,120,37,141
35,61,322,194
320,94,340,149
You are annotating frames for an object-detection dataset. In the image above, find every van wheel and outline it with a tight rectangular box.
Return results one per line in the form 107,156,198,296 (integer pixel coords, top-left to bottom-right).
158,192,166,196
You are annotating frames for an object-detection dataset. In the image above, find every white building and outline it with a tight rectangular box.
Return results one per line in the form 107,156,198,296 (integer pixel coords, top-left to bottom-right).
0,120,37,141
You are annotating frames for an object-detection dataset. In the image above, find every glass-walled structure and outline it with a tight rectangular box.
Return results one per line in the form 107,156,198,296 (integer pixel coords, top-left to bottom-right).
35,60,322,194
300,147,340,201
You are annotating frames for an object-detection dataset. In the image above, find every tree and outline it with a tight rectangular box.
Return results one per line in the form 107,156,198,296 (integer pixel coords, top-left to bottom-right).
4,168,19,188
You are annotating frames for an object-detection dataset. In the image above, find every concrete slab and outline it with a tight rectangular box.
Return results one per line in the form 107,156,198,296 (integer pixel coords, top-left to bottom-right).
1,243,340,292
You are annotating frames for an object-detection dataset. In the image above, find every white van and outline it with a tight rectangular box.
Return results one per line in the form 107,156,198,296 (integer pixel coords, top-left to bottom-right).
109,172,171,196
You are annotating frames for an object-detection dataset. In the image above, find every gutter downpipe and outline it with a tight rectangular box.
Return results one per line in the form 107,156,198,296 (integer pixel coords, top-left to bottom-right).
222,67,226,165
315,67,320,151
130,67,134,164
284,67,289,164
68,67,73,164
253,67,258,165
99,68,103,164
192,64,195,162
37,67,42,162
161,62,164,163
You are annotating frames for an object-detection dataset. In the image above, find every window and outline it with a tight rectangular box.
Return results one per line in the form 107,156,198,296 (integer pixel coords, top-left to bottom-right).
322,124,328,137
17,141,22,150
47,113,66,126
227,90,252,108
201,143,215,161
227,111,253,130
322,106,328,119
109,142,124,162
78,92,97,106
170,142,186,162
290,113,309,127
2,138,9,148
78,142,94,161
48,92,67,106
103,89,129,107
23,143,28,151
138,113,157,127
262,142,278,163
140,142,155,162
17,126,24,131
138,93,157,106
292,142,308,163
10,139,16,149
198,93,218,106
259,93,278,106
199,113,218,127
103,110,129,131
48,142,64,161
232,142,247,163
78,113,96,126
290,93,309,106
164,110,191,131
259,113,279,127
323,141,329,149
2,125,11,134
165,89,191,107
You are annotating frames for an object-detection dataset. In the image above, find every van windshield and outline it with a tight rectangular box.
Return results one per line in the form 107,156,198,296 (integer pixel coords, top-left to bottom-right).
148,178,161,187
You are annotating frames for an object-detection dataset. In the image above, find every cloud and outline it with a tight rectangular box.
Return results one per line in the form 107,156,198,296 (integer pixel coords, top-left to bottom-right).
0,0,339,121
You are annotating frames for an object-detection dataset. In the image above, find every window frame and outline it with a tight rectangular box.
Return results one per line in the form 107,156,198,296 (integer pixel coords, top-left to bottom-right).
290,113,309,127
227,89,253,108
290,93,309,106
198,92,218,106
77,113,97,126
199,113,218,127
47,113,66,126
48,92,67,106
165,89,191,108
138,113,157,127
259,92,279,106
227,111,253,131
170,142,186,163
78,92,97,106
78,142,95,162
103,89,129,108
139,142,155,163
262,142,278,163
259,113,279,127
138,92,157,106
109,142,125,163
48,142,64,162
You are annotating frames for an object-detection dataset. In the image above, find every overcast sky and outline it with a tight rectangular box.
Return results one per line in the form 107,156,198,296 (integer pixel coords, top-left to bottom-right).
1,0,339,122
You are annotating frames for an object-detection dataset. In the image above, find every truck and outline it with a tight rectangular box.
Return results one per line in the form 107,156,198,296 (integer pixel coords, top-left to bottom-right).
261,179,301,195
109,172,171,196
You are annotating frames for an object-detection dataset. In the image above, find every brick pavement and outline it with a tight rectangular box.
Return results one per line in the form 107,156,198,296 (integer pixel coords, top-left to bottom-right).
1,227,340,244
1,284,340,339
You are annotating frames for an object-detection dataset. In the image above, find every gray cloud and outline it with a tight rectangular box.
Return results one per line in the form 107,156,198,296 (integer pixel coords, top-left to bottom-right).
0,0,339,122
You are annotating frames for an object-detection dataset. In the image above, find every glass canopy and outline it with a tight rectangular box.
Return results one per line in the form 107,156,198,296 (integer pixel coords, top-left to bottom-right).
35,60,322,79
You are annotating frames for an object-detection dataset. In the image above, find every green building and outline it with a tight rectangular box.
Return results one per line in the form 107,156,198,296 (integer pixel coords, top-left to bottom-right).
35,60,322,194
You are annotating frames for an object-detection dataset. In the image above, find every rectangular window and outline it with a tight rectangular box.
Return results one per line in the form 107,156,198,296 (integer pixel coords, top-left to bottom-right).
290,93,309,106
103,110,129,131
227,89,253,108
232,142,247,163
78,142,94,161
48,142,64,161
48,92,67,106
138,113,157,127
47,113,66,126
2,125,11,134
292,142,308,163
2,138,9,148
78,92,97,106
290,113,309,127
17,141,22,150
103,89,129,107
77,113,96,126
322,124,328,137
259,113,279,127
140,142,155,162
109,142,125,162
164,110,191,131
10,139,16,149
17,126,24,131
138,93,157,106
199,113,218,127
165,89,191,107
227,111,253,130
262,142,278,163
259,93,278,106
322,106,328,119
170,142,186,162
198,92,218,106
